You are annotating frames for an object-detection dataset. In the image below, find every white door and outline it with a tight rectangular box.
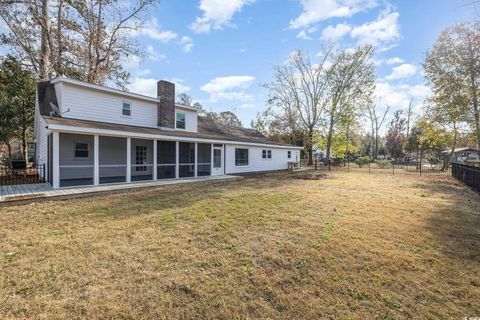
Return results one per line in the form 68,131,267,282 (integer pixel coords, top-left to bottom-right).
212,147,223,176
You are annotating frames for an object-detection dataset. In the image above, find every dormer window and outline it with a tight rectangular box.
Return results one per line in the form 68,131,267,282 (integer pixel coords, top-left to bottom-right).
122,102,131,116
176,112,186,129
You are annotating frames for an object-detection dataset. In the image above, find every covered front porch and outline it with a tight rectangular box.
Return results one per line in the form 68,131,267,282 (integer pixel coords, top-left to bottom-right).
52,132,224,188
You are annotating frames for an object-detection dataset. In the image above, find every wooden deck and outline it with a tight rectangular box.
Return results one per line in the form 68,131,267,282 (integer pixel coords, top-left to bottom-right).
0,175,242,204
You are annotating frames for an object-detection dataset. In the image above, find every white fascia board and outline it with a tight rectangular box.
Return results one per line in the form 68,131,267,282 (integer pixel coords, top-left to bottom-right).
50,77,159,103
175,103,198,112
46,123,303,150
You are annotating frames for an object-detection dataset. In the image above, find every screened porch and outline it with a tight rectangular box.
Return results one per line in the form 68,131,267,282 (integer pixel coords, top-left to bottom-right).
54,132,221,188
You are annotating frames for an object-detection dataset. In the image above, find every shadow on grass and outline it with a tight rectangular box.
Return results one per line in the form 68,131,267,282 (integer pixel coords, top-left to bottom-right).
414,178,480,261
46,173,301,221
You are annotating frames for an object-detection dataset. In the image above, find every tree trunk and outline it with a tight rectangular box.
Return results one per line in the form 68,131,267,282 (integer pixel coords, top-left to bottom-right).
6,142,12,161
22,128,27,161
472,86,480,157
325,114,334,162
443,127,457,171
39,0,51,79
307,130,313,166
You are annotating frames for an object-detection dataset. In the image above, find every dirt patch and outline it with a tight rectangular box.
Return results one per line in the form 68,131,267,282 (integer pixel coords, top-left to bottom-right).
294,172,329,180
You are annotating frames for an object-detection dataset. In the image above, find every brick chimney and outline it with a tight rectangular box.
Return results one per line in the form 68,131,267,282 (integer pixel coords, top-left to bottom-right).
157,80,175,128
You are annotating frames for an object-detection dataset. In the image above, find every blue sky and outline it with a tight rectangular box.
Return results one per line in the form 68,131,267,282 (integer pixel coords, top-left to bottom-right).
124,0,475,127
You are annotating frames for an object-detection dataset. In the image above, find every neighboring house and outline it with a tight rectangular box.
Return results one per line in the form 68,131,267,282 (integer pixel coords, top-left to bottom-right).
441,147,479,163
34,77,302,188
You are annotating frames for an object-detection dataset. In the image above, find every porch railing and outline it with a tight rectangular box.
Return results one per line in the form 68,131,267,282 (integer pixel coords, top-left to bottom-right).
0,164,46,185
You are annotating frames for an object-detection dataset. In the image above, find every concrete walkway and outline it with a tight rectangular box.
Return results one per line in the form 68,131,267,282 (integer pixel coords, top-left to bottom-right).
0,175,242,204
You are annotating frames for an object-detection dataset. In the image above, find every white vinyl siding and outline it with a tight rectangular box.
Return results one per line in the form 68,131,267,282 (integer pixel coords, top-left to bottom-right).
57,82,158,128
225,145,300,174
35,114,50,179
175,107,197,132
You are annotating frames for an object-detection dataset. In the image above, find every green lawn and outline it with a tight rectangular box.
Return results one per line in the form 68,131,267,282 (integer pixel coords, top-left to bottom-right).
1,171,479,319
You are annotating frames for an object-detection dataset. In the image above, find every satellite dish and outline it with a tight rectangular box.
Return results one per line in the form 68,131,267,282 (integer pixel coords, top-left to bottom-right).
50,102,61,115
49,102,70,118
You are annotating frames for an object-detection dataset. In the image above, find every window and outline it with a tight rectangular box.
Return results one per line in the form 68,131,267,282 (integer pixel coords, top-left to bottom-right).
262,149,272,159
288,151,291,159
74,143,89,158
235,148,249,166
135,146,147,171
122,102,131,116
176,112,186,129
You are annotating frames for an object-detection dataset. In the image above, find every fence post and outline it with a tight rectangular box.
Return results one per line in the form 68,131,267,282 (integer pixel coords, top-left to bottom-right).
368,161,371,174
328,160,331,171
315,159,317,171
419,161,422,176
348,160,350,172
392,162,395,175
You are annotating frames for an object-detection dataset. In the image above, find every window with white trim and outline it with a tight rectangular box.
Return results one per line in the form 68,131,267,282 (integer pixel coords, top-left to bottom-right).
74,142,89,158
235,148,249,166
122,102,131,116
262,149,272,159
176,112,186,129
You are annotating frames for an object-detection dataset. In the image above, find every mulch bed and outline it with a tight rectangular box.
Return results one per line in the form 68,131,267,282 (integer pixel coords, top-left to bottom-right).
294,172,329,180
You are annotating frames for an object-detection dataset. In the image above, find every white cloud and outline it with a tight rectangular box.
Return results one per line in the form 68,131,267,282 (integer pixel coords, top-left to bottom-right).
168,78,191,95
240,103,256,109
191,0,254,33
386,57,403,65
321,23,352,41
385,63,417,80
127,78,157,97
351,10,400,48
127,77,190,98
201,75,255,102
180,36,194,52
297,30,312,40
120,54,141,70
146,45,166,61
136,18,178,42
136,69,152,77
290,0,378,29
374,82,430,113
372,56,404,66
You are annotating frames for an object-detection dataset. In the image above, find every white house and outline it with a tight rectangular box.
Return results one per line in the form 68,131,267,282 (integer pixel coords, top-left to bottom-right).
34,77,302,188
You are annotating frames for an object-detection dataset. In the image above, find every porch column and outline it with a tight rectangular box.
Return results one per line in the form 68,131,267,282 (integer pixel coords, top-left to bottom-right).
194,142,198,178
93,135,99,185
210,143,214,176
175,141,179,179
126,137,131,183
52,131,60,188
153,139,157,181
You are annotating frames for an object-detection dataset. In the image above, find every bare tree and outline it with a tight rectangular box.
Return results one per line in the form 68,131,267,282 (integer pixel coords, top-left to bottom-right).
363,104,389,160
1,0,158,85
264,49,334,164
324,45,375,161
406,98,413,138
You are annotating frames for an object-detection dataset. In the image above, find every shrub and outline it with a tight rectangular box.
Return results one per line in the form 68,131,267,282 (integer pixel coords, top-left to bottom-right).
355,156,370,168
427,156,441,168
376,159,391,169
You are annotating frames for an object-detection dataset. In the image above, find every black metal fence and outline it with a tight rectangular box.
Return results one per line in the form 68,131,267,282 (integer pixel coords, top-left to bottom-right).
0,164,46,185
452,163,480,193
309,160,450,177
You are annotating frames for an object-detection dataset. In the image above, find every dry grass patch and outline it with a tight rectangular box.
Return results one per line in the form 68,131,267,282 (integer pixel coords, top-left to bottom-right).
1,171,479,319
